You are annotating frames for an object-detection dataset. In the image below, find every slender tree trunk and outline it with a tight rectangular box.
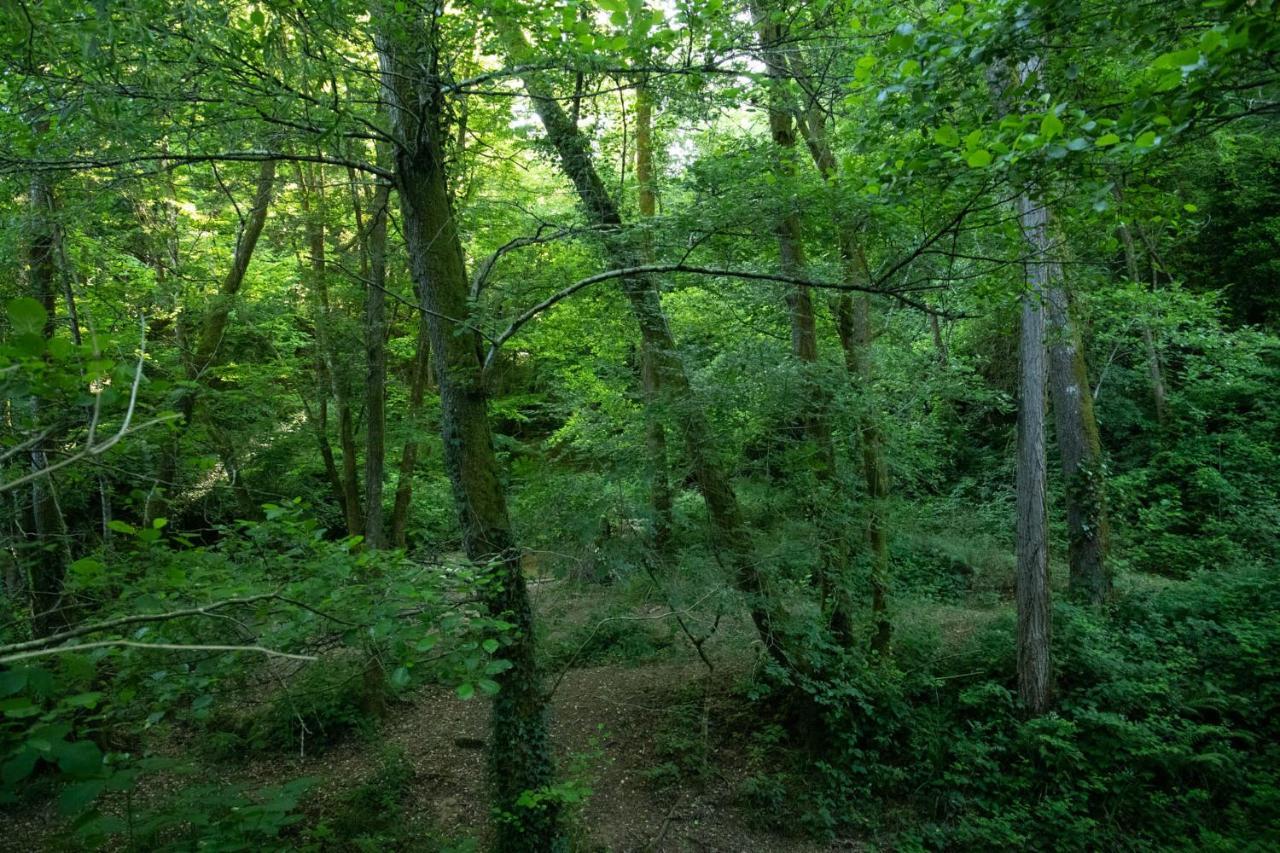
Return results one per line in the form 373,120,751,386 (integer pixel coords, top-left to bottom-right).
783,45,892,654
1015,194,1053,715
633,81,674,558
752,3,852,642
26,169,72,636
1117,213,1168,425
377,15,560,850
148,159,276,523
298,163,364,537
503,27,786,665
930,313,950,367
363,183,391,548
390,317,431,548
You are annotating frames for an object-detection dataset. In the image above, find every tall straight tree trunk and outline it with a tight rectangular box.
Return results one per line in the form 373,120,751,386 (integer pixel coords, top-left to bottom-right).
377,12,561,850
1001,57,1109,605
502,26,786,665
1016,194,1053,715
26,169,72,636
298,163,364,538
633,80,674,559
390,317,431,548
783,47,892,654
149,159,276,523
363,183,392,549
752,3,852,643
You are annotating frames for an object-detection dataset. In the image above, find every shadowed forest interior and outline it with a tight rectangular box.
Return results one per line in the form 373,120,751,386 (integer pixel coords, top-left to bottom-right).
2,0,1279,850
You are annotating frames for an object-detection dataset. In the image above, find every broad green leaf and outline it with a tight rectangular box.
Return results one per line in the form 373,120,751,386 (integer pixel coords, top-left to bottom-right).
7,298,46,335
966,149,992,168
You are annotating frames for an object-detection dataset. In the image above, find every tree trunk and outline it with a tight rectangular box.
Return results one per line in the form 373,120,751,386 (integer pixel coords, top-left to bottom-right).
783,45,892,654
633,81,674,559
390,317,431,548
752,3,852,643
298,163,364,538
26,169,72,637
1043,279,1111,604
149,158,276,522
503,26,786,665
363,183,391,548
1015,195,1053,715
377,15,560,850
1117,214,1168,425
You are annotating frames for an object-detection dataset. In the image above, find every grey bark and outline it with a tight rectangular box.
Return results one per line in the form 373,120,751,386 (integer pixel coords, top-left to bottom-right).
1016,195,1053,714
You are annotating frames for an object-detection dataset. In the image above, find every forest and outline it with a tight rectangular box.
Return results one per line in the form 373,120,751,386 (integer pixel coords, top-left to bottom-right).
1,0,1278,849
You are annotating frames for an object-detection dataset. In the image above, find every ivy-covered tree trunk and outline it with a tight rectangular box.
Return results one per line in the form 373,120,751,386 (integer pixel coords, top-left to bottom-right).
633,80,674,560
377,12,560,851
505,28,786,665
1016,194,1053,715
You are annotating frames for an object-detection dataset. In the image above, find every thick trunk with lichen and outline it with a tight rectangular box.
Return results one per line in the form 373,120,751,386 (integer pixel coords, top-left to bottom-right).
1016,195,1053,714
377,17,559,851
504,28,784,663
753,4,852,643
634,82,674,558
1043,279,1111,604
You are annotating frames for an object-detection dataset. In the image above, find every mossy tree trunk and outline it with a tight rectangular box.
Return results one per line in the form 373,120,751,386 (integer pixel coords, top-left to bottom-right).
752,1,853,644
633,80,675,560
503,25,787,666
376,10,560,850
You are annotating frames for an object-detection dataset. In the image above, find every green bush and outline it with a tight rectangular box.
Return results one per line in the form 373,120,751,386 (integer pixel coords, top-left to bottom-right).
750,563,1280,849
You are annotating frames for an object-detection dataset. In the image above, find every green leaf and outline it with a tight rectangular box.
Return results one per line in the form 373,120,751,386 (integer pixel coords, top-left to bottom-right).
933,125,959,147
62,692,103,710
1134,131,1158,148
59,779,106,815
1095,133,1120,147
477,679,501,696
55,740,103,777
2,749,38,785
107,520,137,535
1040,112,1064,140
966,149,992,168
0,698,42,718
0,668,28,697
1183,203,1198,212
456,683,475,700
249,8,265,26
481,638,500,654
7,298,46,335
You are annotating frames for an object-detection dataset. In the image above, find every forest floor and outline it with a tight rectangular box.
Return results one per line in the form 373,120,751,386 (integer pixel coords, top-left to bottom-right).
6,577,849,852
